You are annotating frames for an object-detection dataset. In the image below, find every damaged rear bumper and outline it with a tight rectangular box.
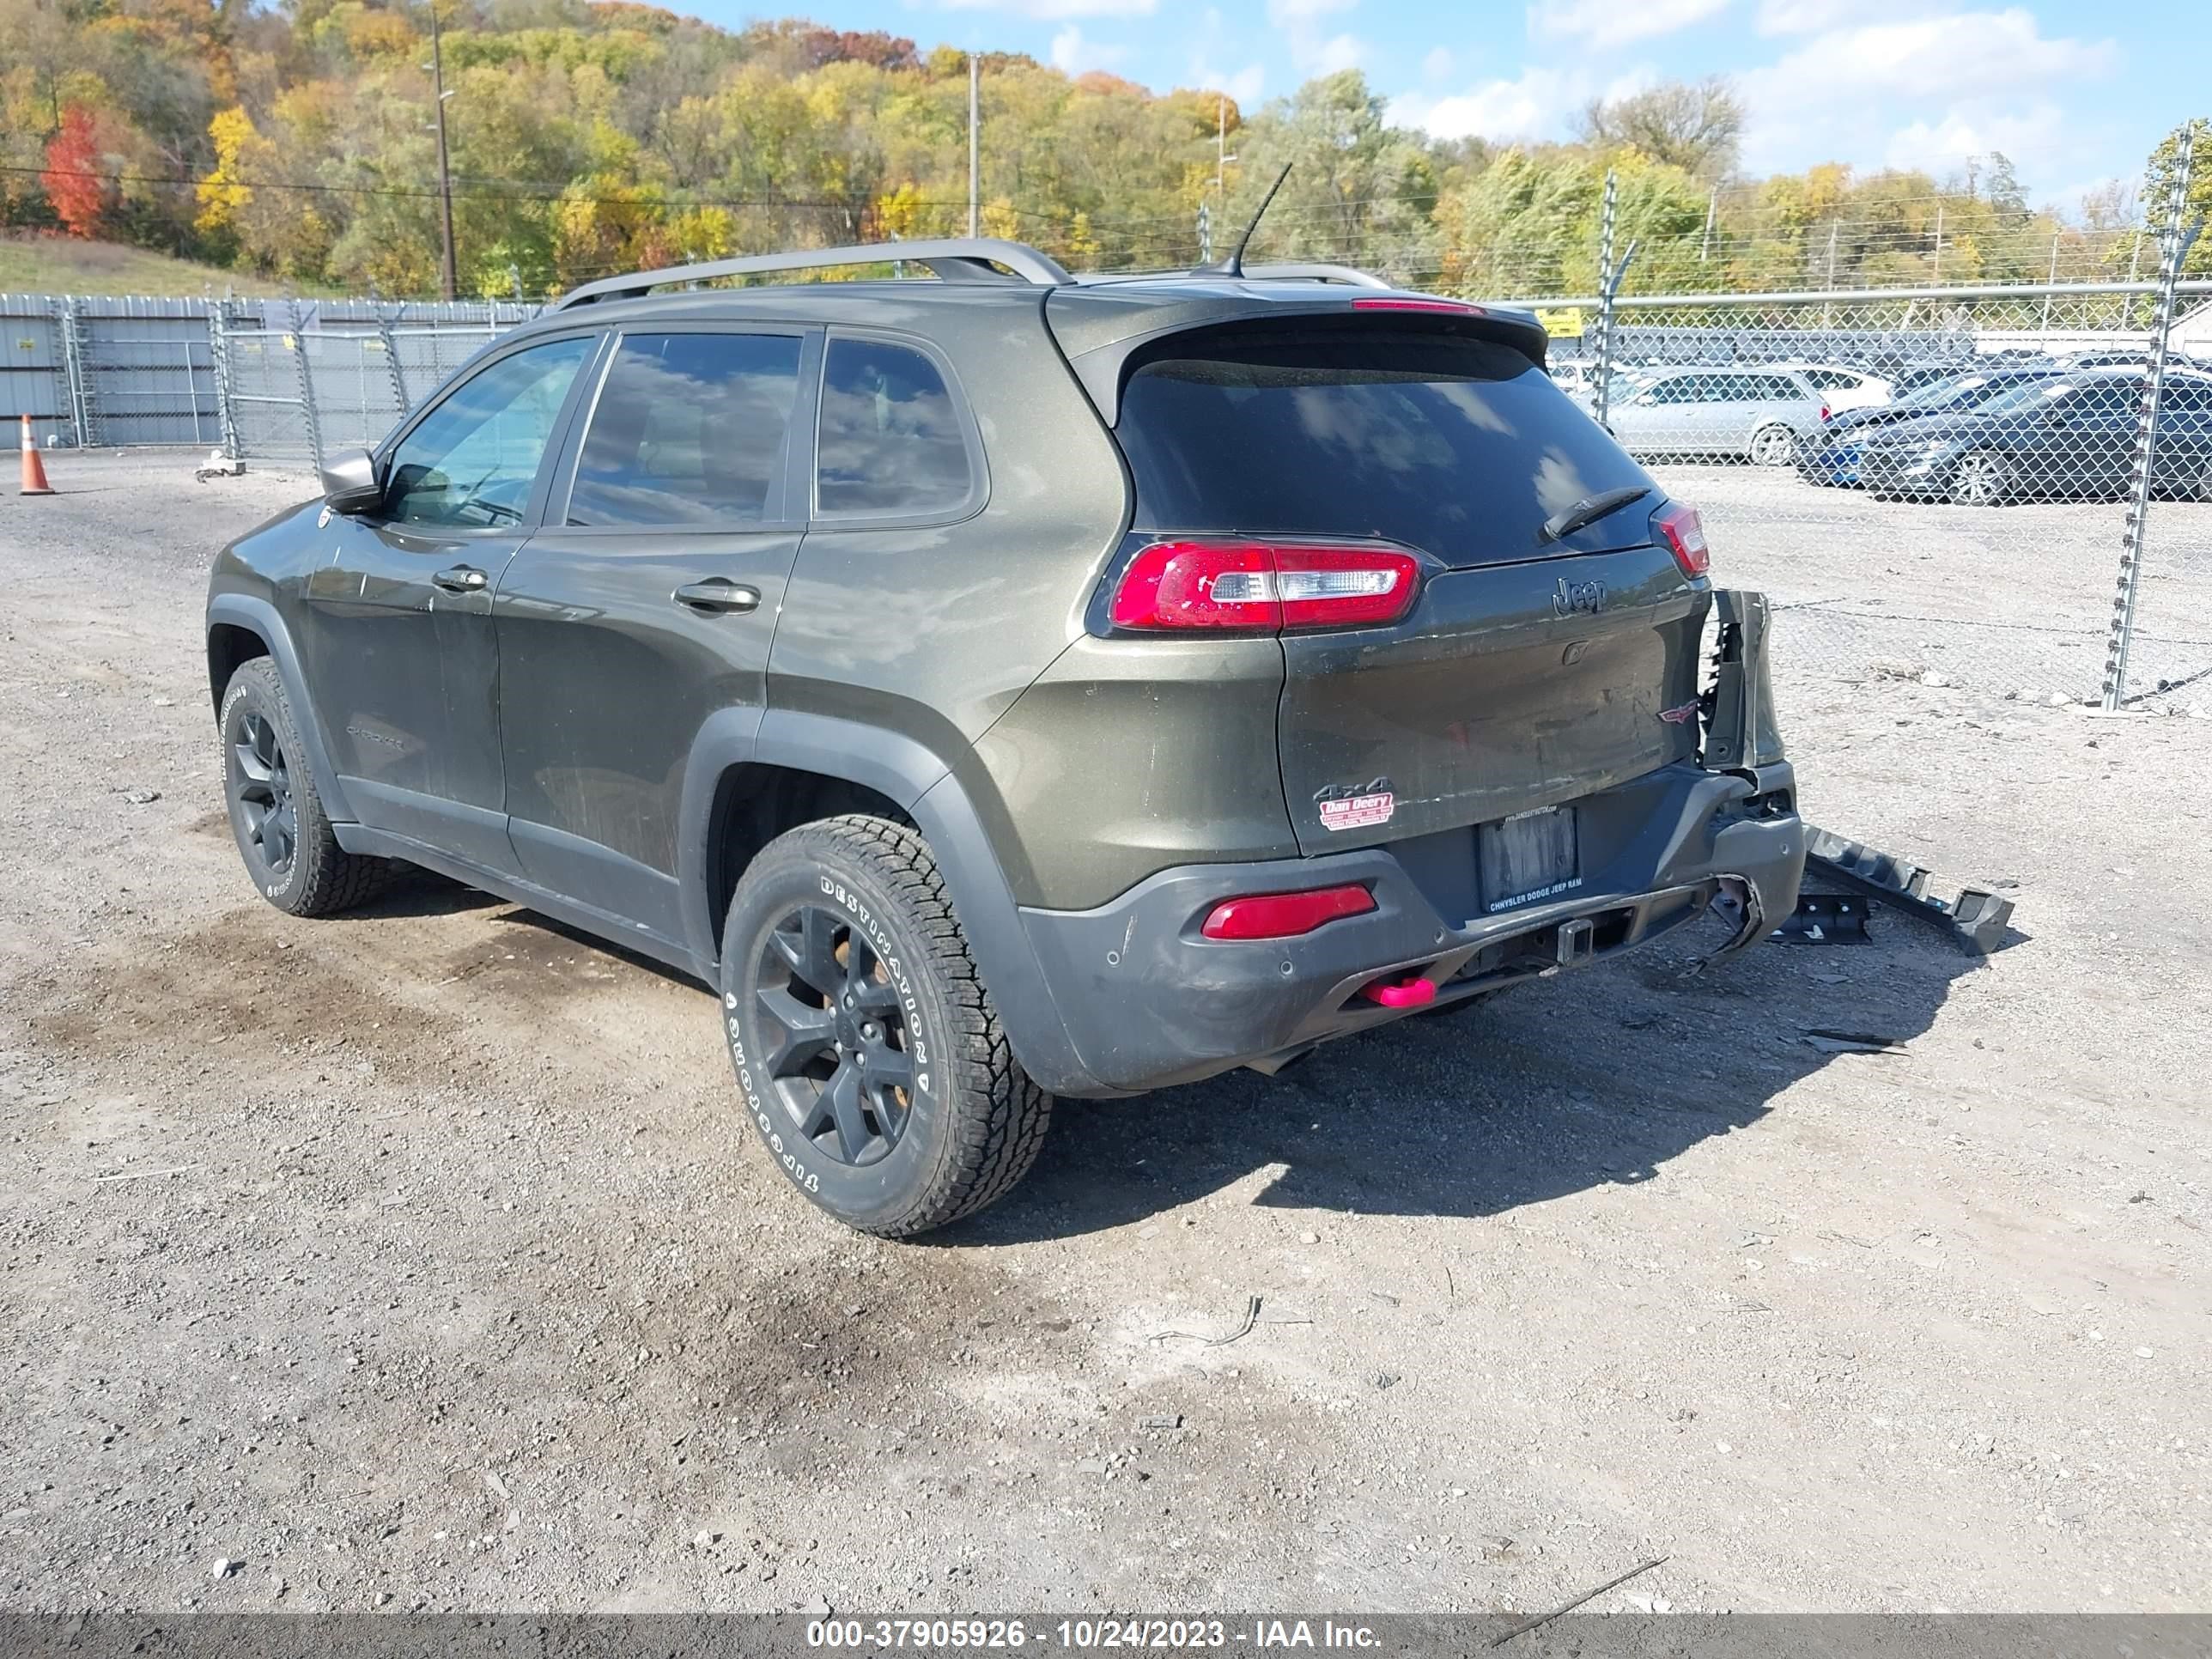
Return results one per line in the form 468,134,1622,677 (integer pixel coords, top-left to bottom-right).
1018,758,1802,1095
1010,588,1801,1097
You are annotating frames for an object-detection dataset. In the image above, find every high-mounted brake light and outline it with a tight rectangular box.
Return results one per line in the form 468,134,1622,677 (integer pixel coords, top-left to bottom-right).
1351,297,1486,316
1651,501,1711,579
1110,540,1422,633
1200,884,1376,941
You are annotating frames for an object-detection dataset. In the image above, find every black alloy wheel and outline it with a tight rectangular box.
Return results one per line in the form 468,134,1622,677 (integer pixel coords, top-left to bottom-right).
230,709,298,877
753,904,915,1167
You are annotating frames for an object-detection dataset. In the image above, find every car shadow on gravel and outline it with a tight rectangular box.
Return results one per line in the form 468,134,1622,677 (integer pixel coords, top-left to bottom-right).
957,910,1989,1243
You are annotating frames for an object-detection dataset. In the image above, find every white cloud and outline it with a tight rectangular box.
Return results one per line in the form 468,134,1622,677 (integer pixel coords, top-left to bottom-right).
1048,23,1129,72
939,0,1157,19
1264,0,1365,74
1883,103,2067,173
1188,7,1264,106
1421,46,1455,83
1755,0,1943,33
1749,9,2116,106
1741,9,2119,175
1529,0,1730,49
1392,67,1587,144
1389,63,1665,144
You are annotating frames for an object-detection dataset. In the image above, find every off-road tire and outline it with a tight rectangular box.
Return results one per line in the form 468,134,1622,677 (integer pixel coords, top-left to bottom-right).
719,814,1051,1237
219,657,393,916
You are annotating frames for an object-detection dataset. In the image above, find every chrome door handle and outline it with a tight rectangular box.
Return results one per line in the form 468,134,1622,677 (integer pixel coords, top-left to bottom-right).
672,579,761,614
433,565,488,592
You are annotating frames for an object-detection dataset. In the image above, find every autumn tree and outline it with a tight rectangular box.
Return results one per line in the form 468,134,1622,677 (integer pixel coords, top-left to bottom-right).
41,103,106,237
1575,77,1744,183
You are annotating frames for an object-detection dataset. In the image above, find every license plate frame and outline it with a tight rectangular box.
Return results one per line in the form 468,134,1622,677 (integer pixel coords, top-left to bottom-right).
1479,806,1583,915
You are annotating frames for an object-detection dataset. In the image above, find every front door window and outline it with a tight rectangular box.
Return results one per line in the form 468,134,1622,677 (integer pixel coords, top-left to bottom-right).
385,337,594,527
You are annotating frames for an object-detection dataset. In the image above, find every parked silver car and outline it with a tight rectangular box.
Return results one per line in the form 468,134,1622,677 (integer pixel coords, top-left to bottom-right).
1602,367,1830,465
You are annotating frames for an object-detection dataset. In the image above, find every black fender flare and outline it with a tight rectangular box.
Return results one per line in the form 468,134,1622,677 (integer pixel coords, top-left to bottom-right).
674,708,1095,1097
204,593,356,824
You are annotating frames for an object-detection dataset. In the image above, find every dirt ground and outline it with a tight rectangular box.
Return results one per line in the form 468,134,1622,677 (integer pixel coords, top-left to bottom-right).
1,454,2207,1617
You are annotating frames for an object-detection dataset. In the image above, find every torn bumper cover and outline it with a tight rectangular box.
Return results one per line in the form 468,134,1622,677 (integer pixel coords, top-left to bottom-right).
1012,589,1805,1097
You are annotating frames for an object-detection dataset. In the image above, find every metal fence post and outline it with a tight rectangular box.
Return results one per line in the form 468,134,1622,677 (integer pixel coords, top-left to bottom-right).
1591,170,1619,428
2101,125,2201,712
207,301,244,462
54,295,92,447
375,305,410,415
286,296,325,471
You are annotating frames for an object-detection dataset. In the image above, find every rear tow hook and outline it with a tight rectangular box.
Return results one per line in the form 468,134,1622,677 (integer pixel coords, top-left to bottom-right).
1361,974,1437,1009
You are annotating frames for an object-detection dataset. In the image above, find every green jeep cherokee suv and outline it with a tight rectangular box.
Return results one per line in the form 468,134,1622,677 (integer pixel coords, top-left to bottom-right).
204,239,1803,1235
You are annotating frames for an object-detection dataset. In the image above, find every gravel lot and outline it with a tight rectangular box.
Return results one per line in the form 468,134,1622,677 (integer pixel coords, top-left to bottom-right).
2,454,2208,1617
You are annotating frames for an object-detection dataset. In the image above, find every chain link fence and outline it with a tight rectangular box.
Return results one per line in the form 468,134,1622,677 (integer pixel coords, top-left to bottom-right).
1528,281,2212,712
6,227,2209,713
3,294,537,463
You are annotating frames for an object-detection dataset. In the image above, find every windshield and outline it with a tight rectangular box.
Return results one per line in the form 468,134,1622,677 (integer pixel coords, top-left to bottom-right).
1115,334,1653,562
1973,380,2077,417
1892,374,1978,410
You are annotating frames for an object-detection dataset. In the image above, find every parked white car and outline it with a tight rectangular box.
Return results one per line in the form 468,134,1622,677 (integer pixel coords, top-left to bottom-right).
1602,366,1831,465
1779,362,1893,412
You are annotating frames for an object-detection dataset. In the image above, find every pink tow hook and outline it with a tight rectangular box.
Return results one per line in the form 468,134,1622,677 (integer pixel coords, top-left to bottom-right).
1360,975,1437,1009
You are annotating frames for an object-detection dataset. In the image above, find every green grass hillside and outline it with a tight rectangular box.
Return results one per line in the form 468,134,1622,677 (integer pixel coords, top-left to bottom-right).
0,234,315,299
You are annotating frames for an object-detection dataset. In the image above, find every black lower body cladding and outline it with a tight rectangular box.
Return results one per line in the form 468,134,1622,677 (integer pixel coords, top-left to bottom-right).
1018,760,1804,1096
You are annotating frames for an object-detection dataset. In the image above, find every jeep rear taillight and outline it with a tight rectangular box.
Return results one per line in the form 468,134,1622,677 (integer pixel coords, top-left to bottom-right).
1651,502,1711,579
1200,884,1376,941
1109,540,1422,633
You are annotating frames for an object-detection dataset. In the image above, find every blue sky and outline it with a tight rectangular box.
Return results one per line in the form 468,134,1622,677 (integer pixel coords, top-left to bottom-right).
683,0,2206,210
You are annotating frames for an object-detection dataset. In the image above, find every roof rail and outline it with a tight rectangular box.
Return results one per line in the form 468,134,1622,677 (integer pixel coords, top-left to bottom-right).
554,238,1075,309
1237,263,1393,289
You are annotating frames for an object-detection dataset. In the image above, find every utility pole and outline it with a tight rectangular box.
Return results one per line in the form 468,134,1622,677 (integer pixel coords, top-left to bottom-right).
1822,221,1838,328
1931,203,1944,283
1216,97,1237,206
967,53,980,239
426,1,458,301
1699,185,1716,263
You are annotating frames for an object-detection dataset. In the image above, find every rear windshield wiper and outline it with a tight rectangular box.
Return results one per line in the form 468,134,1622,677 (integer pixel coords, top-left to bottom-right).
1538,485,1651,545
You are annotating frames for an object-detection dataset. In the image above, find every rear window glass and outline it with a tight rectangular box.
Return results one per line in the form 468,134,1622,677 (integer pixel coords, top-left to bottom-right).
1115,336,1650,555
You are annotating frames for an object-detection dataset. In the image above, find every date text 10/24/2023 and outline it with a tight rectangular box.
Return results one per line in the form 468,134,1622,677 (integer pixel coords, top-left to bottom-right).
806,1620,1382,1650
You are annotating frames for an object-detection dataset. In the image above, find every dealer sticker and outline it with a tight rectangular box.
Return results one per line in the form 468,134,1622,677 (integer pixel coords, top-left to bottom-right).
1319,790,1395,832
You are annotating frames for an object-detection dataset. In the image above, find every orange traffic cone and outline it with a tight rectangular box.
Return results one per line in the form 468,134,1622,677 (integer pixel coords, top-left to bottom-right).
18,415,54,496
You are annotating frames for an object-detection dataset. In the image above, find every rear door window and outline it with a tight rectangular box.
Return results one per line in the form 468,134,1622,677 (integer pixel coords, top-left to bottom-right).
567,331,804,526
814,336,977,518
1114,332,1655,564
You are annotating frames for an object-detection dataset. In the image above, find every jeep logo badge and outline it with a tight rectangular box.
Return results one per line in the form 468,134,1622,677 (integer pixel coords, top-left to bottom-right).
1553,577,1607,618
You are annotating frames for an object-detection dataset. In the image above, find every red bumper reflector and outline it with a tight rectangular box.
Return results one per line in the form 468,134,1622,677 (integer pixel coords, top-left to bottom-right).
1200,884,1376,941
1361,975,1437,1009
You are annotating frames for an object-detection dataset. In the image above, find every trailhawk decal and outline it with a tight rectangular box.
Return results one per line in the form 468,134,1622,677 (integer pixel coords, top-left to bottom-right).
1314,778,1396,833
